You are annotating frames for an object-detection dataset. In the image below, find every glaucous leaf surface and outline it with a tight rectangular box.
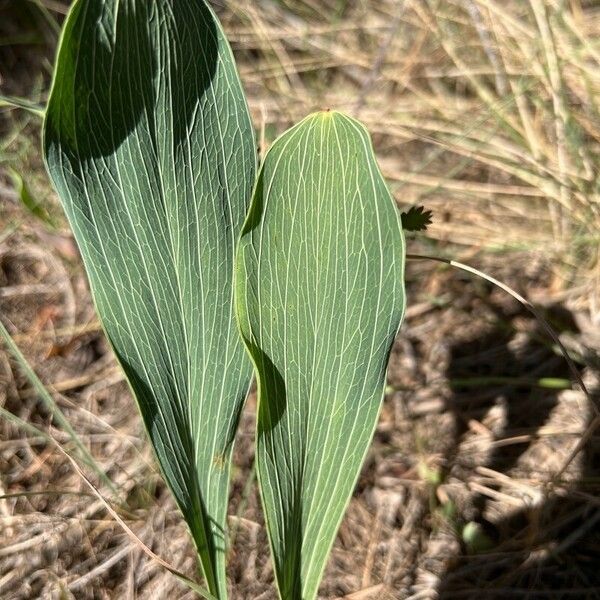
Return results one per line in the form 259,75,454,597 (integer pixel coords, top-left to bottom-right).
236,111,406,599
43,1,256,596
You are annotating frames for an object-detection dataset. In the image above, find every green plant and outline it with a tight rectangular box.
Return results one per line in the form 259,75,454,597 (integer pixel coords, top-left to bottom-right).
39,0,407,596
236,111,405,599
5,0,582,599
44,1,256,598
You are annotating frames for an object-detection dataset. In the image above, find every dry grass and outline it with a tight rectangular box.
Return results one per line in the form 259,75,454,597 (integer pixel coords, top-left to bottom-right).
1,0,600,598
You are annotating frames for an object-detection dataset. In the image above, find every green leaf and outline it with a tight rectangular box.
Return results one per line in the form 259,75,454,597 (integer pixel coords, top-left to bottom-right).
236,111,406,599
43,1,256,597
400,204,433,232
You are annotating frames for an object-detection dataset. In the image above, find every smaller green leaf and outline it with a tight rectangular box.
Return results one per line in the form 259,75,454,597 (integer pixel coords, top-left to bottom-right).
237,110,406,600
401,204,433,231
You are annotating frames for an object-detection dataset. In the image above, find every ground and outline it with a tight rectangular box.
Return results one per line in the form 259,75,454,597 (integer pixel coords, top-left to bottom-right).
1,1,600,599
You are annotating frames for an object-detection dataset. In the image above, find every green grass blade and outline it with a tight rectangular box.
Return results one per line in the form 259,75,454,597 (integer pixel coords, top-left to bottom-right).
42,1,256,596
0,320,114,491
0,94,45,118
7,167,55,227
236,111,406,599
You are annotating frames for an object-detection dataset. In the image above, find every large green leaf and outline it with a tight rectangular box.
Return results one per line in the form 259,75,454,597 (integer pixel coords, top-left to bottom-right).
43,1,256,596
236,111,406,599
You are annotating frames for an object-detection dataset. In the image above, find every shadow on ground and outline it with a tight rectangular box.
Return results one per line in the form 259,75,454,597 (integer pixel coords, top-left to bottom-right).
438,303,600,599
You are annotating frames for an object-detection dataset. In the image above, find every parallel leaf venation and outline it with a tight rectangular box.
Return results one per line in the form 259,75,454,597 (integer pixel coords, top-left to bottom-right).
236,111,406,600
44,1,256,596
